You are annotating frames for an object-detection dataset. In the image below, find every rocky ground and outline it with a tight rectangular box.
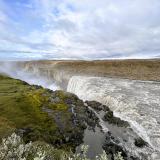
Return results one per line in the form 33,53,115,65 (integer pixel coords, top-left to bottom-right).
85,101,149,160
0,74,149,159
0,74,87,151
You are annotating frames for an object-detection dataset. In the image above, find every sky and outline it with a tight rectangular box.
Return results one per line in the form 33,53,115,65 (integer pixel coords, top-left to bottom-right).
0,0,160,60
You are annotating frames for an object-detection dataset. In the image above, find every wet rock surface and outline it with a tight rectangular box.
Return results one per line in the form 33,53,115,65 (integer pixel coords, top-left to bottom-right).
39,90,145,159
83,100,149,160
37,90,101,150
0,74,149,159
134,137,148,148
85,100,110,112
103,110,129,127
102,131,140,160
103,131,128,160
67,76,160,158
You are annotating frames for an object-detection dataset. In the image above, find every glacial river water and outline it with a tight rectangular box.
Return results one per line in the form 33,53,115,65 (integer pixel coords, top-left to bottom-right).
67,76,160,160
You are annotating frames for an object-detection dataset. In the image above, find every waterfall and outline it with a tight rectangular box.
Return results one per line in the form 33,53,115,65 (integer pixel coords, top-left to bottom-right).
0,62,59,91
67,76,160,159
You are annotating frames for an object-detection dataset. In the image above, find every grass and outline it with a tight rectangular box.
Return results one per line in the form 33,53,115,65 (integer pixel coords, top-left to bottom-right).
0,74,76,150
0,75,57,141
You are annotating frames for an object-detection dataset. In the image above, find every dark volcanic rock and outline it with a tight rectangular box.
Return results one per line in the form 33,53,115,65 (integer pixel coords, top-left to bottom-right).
103,132,139,160
134,137,147,148
85,100,110,111
103,110,129,127
40,90,102,150
103,132,127,159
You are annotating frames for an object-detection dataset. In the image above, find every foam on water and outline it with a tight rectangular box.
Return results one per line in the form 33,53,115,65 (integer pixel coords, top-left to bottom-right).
67,76,160,159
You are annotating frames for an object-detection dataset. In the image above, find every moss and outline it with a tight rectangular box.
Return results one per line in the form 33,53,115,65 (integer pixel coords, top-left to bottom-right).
54,90,68,101
53,90,80,104
48,103,68,111
0,74,86,151
0,76,60,143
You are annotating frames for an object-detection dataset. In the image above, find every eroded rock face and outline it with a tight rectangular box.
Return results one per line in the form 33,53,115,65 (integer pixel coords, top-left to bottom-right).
103,110,129,127
84,100,147,160
103,132,128,160
85,100,110,112
25,90,91,149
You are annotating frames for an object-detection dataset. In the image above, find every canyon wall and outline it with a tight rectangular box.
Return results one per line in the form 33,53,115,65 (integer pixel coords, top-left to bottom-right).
14,59,160,89
0,59,160,159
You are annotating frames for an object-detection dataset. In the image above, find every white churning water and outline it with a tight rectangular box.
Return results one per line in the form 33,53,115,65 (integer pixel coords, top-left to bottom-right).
67,76,160,159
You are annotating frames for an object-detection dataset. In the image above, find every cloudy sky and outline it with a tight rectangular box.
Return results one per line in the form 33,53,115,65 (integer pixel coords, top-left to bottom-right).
0,0,160,60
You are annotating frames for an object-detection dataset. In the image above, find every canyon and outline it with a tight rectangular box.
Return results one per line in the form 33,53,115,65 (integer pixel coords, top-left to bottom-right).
0,59,160,159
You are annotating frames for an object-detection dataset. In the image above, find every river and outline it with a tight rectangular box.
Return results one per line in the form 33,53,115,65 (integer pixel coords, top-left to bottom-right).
67,76,160,159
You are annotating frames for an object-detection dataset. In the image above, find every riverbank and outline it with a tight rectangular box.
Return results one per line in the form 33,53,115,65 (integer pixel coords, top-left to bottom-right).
0,74,149,159
0,59,160,159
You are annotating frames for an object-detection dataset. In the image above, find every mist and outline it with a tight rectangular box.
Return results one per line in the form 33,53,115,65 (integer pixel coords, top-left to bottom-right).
0,61,59,91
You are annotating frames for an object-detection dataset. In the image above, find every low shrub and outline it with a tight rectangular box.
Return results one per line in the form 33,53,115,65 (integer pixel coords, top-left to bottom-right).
0,133,124,160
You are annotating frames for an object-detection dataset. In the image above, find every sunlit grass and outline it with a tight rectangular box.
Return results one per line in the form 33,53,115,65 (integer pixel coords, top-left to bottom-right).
0,75,71,146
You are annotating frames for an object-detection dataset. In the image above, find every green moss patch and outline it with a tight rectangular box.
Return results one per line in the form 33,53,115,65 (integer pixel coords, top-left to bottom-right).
0,75,85,150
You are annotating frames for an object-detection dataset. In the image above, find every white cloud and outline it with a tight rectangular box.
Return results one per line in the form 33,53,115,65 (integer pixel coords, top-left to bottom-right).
0,0,160,59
